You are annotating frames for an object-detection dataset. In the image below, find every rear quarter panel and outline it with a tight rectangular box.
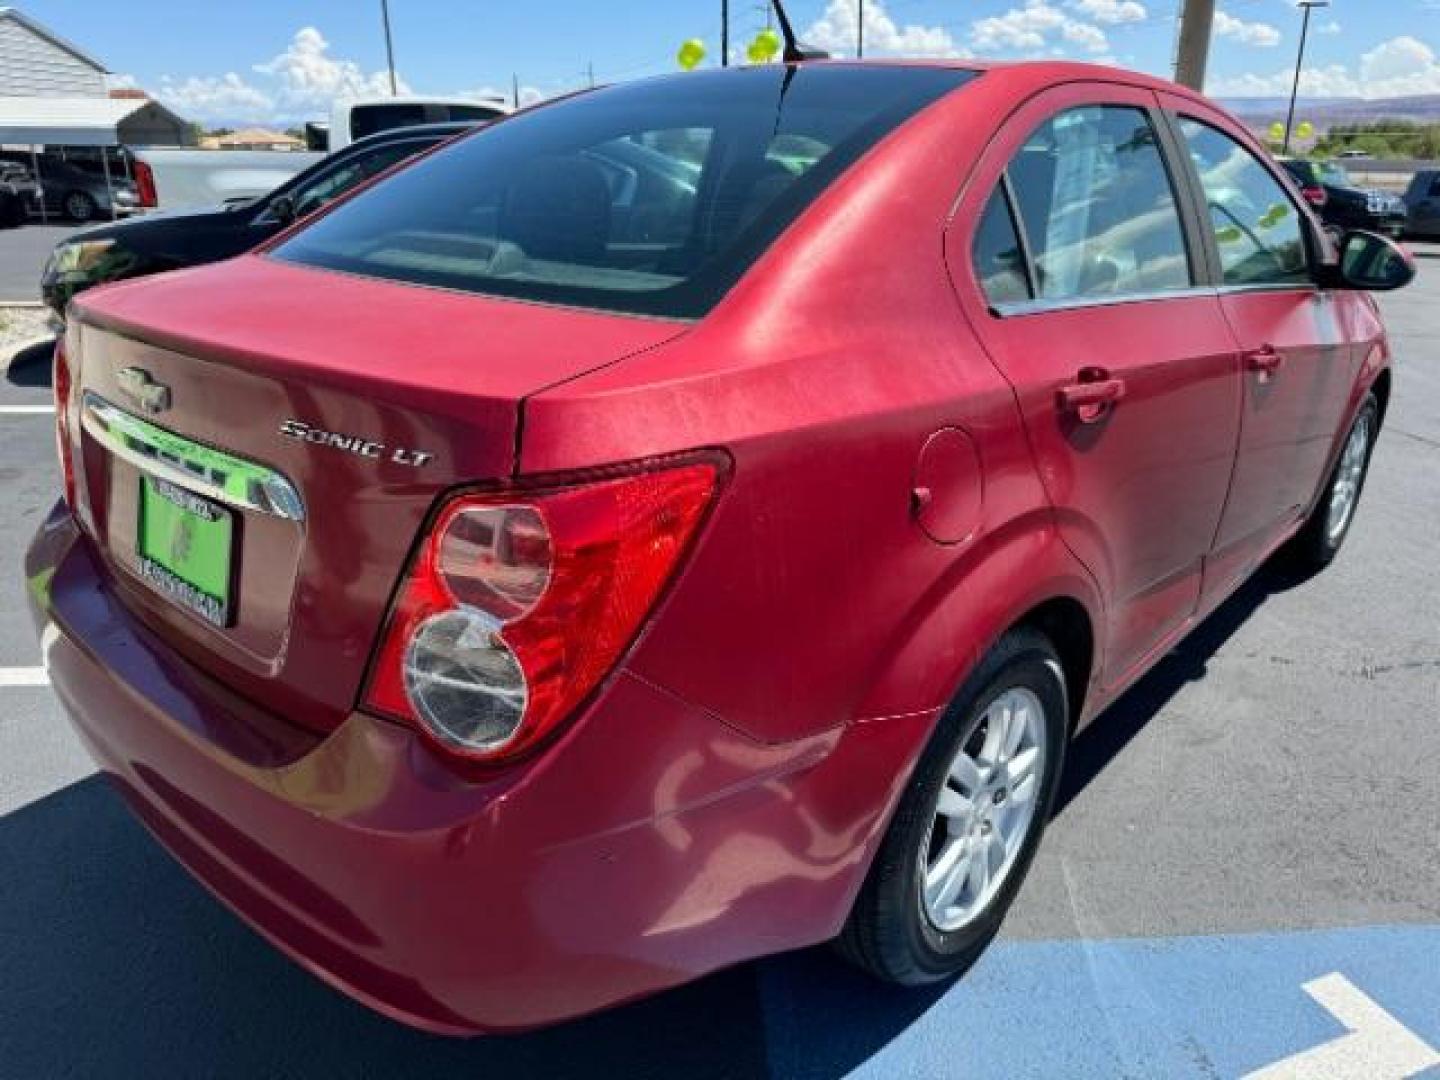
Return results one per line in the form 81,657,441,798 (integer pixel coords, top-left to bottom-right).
522,71,1101,743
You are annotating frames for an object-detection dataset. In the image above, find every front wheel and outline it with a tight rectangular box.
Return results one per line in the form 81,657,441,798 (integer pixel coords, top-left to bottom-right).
1283,393,1379,573
837,628,1067,985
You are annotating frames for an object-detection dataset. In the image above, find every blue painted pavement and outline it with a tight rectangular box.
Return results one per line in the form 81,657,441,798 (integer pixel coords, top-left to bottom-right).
758,925,1440,1078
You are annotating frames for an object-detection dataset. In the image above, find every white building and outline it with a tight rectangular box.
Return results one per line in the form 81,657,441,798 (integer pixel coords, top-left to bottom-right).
0,7,110,98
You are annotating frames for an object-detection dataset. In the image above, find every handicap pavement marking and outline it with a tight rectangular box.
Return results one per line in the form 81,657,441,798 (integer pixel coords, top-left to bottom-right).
757,924,1440,1079
1243,972,1438,1080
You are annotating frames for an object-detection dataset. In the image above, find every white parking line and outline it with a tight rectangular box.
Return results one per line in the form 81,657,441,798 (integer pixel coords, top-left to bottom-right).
0,406,54,414
0,667,49,687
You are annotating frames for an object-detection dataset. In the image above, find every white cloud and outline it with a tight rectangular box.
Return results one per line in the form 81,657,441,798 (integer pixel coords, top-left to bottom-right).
148,27,413,123
1317,20,1341,36
1210,34,1440,99
1213,10,1282,48
1068,0,1147,25
805,0,967,58
156,72,276,118
971,1,1110,55
253,27,409,112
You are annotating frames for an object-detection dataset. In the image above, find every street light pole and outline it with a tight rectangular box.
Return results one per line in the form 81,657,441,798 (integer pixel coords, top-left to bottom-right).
722,0,730,67
857,0,865,58
1283,1,1328,154
380,0,398,96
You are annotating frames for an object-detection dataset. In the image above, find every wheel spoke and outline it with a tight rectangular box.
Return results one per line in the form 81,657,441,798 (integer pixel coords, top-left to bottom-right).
949,752,983,794
925,837,970,909
936,785,974,824
1005,746,1040,791
1001,699,1028,760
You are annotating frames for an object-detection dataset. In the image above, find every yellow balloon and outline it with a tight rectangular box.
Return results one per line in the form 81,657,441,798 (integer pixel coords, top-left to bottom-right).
677,38,707,71
1296,120,1315,139
1269,122,1285,141
747,29,781,64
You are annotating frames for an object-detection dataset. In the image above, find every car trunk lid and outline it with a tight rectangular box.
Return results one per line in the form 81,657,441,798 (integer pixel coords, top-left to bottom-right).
65,255,686,732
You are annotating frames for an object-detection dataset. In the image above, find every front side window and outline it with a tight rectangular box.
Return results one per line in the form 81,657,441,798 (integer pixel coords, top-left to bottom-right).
274,66,976,319
291,141,424,216
1006,105,1192,301
1178,119,1310,287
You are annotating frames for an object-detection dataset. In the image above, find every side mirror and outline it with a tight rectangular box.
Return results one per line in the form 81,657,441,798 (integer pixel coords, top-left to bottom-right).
268,194,295,224
1333,230,1415,292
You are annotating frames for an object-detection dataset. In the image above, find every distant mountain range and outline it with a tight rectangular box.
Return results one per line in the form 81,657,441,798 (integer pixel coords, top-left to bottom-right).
1219,94,1440,128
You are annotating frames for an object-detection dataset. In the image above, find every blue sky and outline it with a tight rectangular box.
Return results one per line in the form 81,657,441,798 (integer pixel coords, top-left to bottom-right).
17,1,1440,123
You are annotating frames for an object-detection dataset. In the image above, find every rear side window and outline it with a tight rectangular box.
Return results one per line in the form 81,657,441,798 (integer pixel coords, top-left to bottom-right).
972,189,1031,305
275,66,976,319
1178,119,1309,287
350,104,429,141
1006,105,1192,301
291,140,426,216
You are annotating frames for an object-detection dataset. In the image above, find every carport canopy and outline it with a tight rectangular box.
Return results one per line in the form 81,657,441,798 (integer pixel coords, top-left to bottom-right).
0,95,186,146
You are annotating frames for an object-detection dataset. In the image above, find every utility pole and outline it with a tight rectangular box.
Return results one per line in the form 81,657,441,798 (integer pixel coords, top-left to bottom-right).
722,0,730,66
587,61,596,88
380,0,398,95
512,73,520,109
1284,1,1329,154
857,0,865,58
1173,0,1214,91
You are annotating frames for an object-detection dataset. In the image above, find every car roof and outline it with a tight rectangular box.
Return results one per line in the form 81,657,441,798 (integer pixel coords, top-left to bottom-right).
346,120,481,149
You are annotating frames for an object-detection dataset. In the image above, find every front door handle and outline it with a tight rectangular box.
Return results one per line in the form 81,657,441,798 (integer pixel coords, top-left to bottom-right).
1244,345,1285,378
1057,370,1126,423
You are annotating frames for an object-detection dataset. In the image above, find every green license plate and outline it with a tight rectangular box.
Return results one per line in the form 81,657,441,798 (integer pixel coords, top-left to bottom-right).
136,476,234,627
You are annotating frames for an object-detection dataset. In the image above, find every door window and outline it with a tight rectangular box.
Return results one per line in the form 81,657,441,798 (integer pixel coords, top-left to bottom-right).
972,188,1031,305
1005,105,1192,301
1177,119,1310,287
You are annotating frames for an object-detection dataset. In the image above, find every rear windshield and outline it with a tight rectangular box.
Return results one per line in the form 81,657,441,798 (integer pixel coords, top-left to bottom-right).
274,65,974,318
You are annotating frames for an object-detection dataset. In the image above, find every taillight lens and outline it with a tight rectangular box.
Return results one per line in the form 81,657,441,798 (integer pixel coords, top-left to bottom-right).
363,460,720,765
133,160,157,208
1302,185,1328,209
53,339,75,508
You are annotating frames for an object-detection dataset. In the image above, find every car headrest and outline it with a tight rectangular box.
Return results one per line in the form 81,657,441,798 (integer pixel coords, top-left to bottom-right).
501,155,612,264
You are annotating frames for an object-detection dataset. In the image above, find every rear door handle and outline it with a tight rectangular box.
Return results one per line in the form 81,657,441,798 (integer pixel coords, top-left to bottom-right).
1244,345,1285,377
1056,371,1126,423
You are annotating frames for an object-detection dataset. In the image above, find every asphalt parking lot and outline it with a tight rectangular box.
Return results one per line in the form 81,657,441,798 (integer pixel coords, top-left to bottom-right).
0,246,1437,1078
0,222,82,302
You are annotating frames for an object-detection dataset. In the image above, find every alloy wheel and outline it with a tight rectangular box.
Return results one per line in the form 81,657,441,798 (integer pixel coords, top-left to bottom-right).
1326,412,1372,544
920,686,1048,933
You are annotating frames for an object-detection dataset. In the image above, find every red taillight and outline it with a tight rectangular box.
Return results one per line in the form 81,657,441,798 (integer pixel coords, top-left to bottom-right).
133,159,157,208
363,460,721,765
1301,185,1328,209
53,340,75,508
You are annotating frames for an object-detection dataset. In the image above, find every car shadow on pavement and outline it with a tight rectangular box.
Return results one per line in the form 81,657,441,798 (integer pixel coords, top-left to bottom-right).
1055,559,1309,816
0,776,951,1078
4,337,55,388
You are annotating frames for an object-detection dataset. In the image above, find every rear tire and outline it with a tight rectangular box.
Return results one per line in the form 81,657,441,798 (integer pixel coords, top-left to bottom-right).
1283,393,1379,573
836,627,1067,985
63,191,96,223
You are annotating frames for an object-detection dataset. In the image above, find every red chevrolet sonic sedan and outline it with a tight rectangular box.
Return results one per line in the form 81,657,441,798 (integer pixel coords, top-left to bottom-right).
28,60,1414,1033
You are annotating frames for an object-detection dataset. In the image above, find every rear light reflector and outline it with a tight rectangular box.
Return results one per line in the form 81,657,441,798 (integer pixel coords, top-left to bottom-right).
1301,185,1328,209
363,459,721,765
133,159,157,209
53,339,75,508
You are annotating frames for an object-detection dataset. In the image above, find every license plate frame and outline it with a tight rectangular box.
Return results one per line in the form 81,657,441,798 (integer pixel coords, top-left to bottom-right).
136,476,236,628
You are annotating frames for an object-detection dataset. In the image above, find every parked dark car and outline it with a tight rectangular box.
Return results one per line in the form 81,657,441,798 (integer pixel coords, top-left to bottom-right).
0,161,41,227
40,122,476,320
1279,158,1408,237
0,151,139,223
1404,168,1440,239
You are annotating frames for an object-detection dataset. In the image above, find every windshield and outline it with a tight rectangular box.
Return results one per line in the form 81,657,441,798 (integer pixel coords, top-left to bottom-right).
1315,162,1354,187
273,65,975,319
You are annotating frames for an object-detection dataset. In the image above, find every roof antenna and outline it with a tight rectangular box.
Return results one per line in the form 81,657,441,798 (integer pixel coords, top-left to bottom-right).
770,0,829,62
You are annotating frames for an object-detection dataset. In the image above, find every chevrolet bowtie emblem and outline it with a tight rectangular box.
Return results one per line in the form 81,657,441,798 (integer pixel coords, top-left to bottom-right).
116,367,171,415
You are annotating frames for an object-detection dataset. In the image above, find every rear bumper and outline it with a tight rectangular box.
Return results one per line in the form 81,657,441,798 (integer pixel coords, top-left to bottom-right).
27,505,929,1033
